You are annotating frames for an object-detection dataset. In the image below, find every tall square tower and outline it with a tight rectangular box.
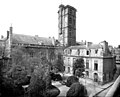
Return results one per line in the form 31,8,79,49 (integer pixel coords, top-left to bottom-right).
58,4,77,47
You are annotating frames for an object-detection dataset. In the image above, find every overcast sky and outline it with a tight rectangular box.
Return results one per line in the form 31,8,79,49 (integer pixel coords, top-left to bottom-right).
0,0,120,47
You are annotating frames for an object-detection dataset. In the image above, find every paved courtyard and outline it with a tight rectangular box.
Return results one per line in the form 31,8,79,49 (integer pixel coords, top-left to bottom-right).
52,77,114,97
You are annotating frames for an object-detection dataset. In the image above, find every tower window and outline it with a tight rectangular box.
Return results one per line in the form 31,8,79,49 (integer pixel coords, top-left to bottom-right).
69,17,72,24
69,9,72,15
69,27,72,31
73,19,76,26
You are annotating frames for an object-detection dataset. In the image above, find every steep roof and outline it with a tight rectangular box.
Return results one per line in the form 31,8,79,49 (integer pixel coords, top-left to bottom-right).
88,44,102,49
12,33,54,45
67,45,86,49
66,44,102,50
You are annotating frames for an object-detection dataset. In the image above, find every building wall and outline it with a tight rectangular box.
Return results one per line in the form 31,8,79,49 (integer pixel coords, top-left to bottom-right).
63,42,115,84
103,57,116,83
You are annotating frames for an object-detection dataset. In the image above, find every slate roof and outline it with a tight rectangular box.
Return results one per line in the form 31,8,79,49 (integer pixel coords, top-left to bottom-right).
12,33,54,45
67,45,86,49
66,44,102,50
89,44,102,49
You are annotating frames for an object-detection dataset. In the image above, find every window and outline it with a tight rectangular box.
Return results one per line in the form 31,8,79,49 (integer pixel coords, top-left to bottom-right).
64,50,67,54
68,67,70,73
68,58,70,66
77,49,80,55
94,62,98,71
86,60,89,69
69,17,72,24
69,27,72,31
73,19,75,26
68,49,72,54
86,50,89,55
69,9,72,15
86,71,89,77
95,49,98,54
73,58,76,63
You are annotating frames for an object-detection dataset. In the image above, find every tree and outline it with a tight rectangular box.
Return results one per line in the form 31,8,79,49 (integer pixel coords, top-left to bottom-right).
73,58,85,77
52,53,64,73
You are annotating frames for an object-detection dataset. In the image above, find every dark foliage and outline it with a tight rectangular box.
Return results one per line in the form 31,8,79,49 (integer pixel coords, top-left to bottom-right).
66,76,79,87
1,78,24,97
53,53,64,73
46,85,60,97
27,73,46,97
66,82,88,97
50,72,62,81
73,58,85,77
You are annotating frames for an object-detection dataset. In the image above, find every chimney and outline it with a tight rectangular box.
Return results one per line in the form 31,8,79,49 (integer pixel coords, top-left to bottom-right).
86,42,92,47
10,26,13,34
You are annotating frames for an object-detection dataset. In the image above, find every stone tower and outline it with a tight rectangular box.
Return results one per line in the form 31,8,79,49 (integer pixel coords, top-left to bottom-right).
58,4,77,47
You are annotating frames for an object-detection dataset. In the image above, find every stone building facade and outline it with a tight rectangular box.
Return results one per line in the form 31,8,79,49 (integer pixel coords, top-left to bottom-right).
113,46,120,65
58,4,77,47
0,26,64,67
63,41,116,84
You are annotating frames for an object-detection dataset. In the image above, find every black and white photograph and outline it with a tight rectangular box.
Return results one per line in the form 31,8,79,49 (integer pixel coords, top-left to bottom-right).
0,0,120,97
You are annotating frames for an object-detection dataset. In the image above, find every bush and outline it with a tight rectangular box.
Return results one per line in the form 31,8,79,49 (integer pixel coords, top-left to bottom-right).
1,77,24,97
27,73,46,97
46,85,60,97
66,76,79,87
50,72,62,81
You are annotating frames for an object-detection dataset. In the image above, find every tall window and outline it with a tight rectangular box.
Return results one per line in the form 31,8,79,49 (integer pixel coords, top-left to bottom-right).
73,19,75,26
86,60,89,69
86,71,89,77
73,58,76,63
94,61,98,71
68,58,70,66
69,9,72,15
68,67,70,73
86,50,89,55
69,17,72,24
77,49,80,55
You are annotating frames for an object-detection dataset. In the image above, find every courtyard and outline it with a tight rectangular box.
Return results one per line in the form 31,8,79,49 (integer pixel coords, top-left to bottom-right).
52,77,114,97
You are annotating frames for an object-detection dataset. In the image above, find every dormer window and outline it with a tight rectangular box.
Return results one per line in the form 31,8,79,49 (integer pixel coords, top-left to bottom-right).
69,49,72,54
64,49,67,54
95,49,98,54
78,49,80,55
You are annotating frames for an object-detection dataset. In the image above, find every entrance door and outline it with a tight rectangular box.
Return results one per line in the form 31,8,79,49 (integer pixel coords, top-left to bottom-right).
94,73,98,82
68,67,70,73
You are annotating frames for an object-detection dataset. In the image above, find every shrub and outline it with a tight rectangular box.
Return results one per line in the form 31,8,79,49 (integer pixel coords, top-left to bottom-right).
27,73,46,97
66,76,79,87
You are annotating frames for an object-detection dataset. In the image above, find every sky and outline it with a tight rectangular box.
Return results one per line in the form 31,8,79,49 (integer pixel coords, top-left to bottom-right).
0,0,120,47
